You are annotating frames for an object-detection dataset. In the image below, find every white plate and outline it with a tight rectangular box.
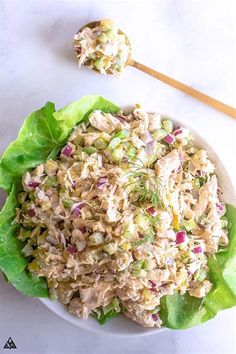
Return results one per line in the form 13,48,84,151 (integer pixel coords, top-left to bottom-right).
40,116,236,336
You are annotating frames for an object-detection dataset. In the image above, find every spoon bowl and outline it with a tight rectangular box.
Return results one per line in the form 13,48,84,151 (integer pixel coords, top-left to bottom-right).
73,19,132,75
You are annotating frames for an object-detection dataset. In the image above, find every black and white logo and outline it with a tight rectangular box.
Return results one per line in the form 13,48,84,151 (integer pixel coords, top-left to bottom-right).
3,337,17,349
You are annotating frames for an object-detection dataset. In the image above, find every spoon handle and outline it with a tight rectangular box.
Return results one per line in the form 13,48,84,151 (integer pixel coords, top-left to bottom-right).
129,59,236,119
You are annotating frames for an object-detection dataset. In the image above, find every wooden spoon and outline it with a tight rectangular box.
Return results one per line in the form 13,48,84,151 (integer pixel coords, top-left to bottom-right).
74,20,236,119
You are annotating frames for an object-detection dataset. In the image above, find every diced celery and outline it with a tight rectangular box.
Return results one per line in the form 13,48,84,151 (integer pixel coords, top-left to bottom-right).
193,178,201,189
102,302,114,315
98,33,108,43
88,232,104,246
120,242,131,251
49,287,58,301
196,269,207,282
133,269,147,278
94,138,108,150
83,146,97,155
221,217,228,228
29,193,35,201
18,228,31,241
17,192,27,204
183,219,196,232
37,230,47,245
44,176,58,187
132,260,144,270
111,145,124,161
153,129,167,141
132,260,148,270
162,120,173,133
45,160,58,176
115,129,131,139
142,259,149,270
105,29,114,40
94,58,104,71
103,242,118,254
63,199,74,208
126,145,137,159
108,137,121,150
21,243,34,257
134,214,150,230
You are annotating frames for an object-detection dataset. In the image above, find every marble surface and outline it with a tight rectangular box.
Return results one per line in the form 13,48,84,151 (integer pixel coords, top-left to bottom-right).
0,1,236,353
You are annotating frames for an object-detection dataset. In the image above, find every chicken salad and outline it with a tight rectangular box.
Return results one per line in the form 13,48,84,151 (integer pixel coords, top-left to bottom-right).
15,106,228,328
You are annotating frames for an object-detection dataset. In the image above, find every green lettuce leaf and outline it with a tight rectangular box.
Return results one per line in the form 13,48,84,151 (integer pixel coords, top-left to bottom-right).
0,95,119,297
0,184,48,297
160,204,236,329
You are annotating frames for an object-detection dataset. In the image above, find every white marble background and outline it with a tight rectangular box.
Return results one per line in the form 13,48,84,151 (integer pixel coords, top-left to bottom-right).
0,1,236,353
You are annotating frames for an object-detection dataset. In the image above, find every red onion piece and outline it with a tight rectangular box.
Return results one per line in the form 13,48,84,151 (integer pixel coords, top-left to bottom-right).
62,144,73,157
163,134,175,144
116,115,126,123
67,246,77,255
166,257,174,266
193,246,202,254
173,128,183,136
176,230,186,244
147,207,157,217
149,280,156,288
196,170,202,177
28,181,40,188
142,132,154,144
96,176,108,189
71,202,84,216
145,141,155,155
216,203,224,212
79,227,86,234
28,208,36,217
152,314,158,321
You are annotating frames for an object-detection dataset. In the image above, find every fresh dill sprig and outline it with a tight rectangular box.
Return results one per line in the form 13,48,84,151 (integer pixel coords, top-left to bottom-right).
137,183,161,208
135,226,155,246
